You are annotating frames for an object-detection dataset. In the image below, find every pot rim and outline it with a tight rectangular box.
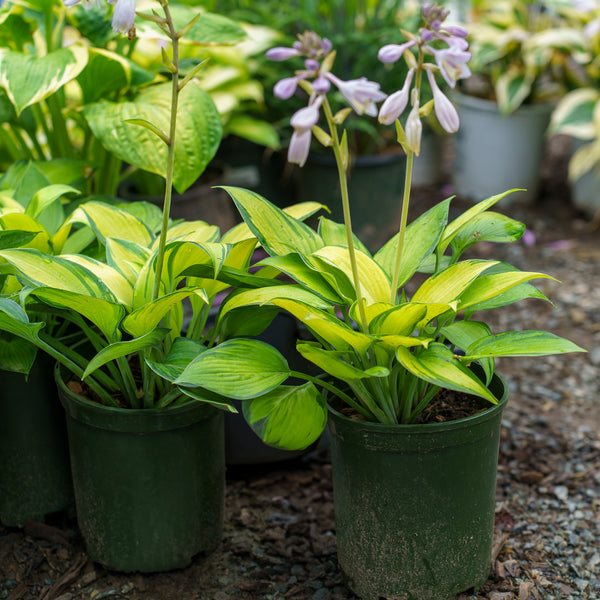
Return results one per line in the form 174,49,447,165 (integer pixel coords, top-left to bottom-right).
450,90,556,116
54,363,217,433
327,371,509,436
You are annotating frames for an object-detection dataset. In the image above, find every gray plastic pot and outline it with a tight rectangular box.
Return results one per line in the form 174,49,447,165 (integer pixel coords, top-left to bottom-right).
451,93,553,205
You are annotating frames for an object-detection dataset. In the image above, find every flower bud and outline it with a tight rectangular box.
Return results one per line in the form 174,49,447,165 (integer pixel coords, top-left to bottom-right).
405,104,423,155
378,68,415,125
377,41,417,64
266,47,301,61
427,70,459,133
274,77,299,100
288,129,312,167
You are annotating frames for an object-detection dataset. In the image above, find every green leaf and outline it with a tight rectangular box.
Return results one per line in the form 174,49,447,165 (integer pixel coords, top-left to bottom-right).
26,185,80,222
122,288,206,338
438,190,521,254
495,65,532,114
145,337,208,383
82,328,171,379
137,6,246,46
242,383,326,450
175,338,291,399
550,88,599,139
462,331,586,361
0,229,39,249
318,218,370,255
450,212,526,258
226,115,280,150
369,302,428,336
297,342,389,380
0,297,45,346
396,344,498,403
0,45,88,115
412,260,497,304
68,201,153,248
0,333,37,375
312,245,391,305
223,186,325,255
83,81,222,194
375,198,450,287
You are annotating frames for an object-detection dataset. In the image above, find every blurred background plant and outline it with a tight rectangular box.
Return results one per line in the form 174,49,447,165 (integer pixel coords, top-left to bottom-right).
460,0,592,114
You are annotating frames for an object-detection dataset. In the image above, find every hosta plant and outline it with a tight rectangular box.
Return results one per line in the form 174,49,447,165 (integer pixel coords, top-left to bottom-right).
146,7,585,451
462,0,591,114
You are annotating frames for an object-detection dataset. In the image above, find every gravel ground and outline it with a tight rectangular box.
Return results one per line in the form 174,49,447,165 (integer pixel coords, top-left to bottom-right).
0,136,599,600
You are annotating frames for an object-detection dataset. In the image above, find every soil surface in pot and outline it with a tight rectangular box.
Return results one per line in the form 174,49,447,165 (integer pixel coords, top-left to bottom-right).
1,135,599,600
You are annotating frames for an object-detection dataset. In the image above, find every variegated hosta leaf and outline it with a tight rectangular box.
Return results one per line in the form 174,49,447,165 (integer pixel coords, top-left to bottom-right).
83,81,222,194
412,260,497,305
0,213,50,252
68,201,154,248
25,185,80,223
569,139,600,182
368,302,428,336
375,198,450,288
242,383,326,450
396,343,498,404
312,246,391,305
438,190,521,254
495,66,533,114
0,45,88,115
0,248,117,301
224,186,324,256
82,328,171,380
122,287,208,338
175,338,290,399
549,88,599,139
105,237,152,285
0,298,46,348
145,337,208,383
462,331,586,361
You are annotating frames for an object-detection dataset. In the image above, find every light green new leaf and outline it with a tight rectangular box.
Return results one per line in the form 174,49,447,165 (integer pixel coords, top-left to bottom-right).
145,337,208,383
459,269,554,311
122,288,207,338
0,213,50,252
176,338,290,399
463,281,549,316
318,218,370,255
83,81,222,194
242,383,326,450
369,302,428,336
296,342,387,380
82,328,170,379
105,237,152,285
396,344,498,403
462,331,586,361
32,287,125,342
412,260,497,304
223,186,324,255
375,198,450,287
0,45,88,115
68,201,153,248
0,230,39,250
312,245,391,305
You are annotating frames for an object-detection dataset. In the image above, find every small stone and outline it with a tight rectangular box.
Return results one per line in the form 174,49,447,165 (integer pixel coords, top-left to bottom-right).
312,587,330,600
554,485,569,501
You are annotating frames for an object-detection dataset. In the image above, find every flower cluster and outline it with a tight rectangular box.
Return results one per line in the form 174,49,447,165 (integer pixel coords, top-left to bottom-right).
268,5,471,163
267,32,387,166
63,0,136,35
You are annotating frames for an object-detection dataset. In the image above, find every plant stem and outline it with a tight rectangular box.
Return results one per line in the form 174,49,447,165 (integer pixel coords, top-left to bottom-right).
322,98,369,335
152,0,180,302
389,149,414,302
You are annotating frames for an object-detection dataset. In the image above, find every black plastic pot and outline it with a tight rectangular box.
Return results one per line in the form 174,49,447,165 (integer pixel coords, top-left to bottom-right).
328,373,509,600
56,365,225,573
0,354,74,526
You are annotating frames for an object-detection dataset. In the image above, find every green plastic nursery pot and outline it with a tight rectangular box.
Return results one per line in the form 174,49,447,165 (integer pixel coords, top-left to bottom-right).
328,373,509,600
55,365,225,573
0,354,74,526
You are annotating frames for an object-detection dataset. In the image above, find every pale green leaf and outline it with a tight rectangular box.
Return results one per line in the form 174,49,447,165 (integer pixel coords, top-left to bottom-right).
176,338,290,399
82,328,170,379
242,383,326,450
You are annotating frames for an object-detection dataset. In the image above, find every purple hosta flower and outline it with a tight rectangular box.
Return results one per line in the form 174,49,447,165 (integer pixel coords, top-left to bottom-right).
378,41,417,64
266,47,301,61
108,0,136,33
426,69,459,133
378,68,415,125
326,74,386,117
62,0,100,8
274,76,302,100
429,38,471,88
287,97,323,167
